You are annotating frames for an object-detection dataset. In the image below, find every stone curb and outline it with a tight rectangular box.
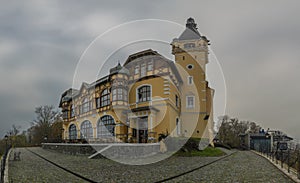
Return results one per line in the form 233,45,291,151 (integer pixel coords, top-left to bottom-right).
252,150,300,183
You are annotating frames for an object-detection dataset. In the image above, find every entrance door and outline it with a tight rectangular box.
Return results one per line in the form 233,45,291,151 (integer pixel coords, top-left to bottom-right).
137,117,148,143
138,129,148,143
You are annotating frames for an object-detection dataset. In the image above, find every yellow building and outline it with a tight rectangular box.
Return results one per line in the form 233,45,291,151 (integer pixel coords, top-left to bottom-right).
59,18,214,143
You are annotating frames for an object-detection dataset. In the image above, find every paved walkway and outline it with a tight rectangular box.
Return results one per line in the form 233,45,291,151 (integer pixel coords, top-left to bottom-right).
8,147,294,183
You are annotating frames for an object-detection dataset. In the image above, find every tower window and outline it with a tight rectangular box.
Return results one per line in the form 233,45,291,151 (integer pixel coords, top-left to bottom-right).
175,95,179,107
187,64,194,70
188,76,193,85
186,96,195,108
183,56,185,60
184,43,195,49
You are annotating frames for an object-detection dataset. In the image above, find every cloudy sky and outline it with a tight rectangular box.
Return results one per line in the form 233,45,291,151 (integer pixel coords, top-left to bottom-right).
0,1,299,140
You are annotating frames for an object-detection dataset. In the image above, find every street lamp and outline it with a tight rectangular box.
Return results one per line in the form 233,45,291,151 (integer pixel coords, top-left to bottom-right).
4,135,8,152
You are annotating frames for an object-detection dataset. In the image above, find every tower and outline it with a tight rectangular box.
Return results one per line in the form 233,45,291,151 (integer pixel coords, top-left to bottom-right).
171,17,213,140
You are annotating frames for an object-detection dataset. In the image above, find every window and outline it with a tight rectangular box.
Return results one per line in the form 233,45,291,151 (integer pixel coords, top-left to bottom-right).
96,97,100,108
81,97,90,113
183,56,185,60
100,89,110,107
63,110,69,119
186,96,195,108
137,85,151,102
141,63,146,77
80,121,93,139
176,118,180,135
69,124,77,140
117,88,123,100
135,65,139,74
175,95,179,107
97,115,115,137
186,64,194,70
112,88,127,101
188,76,193,85
112,89,117,101
184,43,195,48
70,105,75,118
148,61,153,71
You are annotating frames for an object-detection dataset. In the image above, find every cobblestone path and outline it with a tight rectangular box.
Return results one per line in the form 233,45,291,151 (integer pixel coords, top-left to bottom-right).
8,148,84,183
8,147,294,183
170,150,294,183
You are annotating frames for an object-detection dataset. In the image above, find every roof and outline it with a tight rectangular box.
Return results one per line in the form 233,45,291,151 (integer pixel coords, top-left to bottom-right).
124,49,182,83
178,17,201,40
109,63,129,75
124,49,159,66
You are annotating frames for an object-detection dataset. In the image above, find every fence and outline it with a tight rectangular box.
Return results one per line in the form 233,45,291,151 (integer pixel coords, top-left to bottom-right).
259,147,300,180
0,146,11,183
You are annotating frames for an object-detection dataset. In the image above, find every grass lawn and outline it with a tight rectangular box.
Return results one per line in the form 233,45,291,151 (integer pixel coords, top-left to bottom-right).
176,147,226,157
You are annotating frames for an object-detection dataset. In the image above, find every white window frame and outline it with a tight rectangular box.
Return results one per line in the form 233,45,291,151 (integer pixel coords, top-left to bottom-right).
186,95,195,109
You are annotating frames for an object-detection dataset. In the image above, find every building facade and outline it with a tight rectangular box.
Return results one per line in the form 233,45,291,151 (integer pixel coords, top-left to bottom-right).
59,18,214,143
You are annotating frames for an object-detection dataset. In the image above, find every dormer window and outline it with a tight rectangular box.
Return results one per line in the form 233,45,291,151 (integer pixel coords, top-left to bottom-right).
135,65,139,74
148,60,153,71
184,43,195,49
81,98,89,113
141,63,146,77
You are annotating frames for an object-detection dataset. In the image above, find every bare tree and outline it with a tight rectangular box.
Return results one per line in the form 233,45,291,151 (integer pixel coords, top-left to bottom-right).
31,105,60,144
217,116,261,148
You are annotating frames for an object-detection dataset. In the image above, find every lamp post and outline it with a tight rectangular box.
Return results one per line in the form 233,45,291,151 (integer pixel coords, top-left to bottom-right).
4,135,8,152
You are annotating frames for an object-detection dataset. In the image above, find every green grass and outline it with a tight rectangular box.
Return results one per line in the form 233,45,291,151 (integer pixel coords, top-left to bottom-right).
176,147,226,157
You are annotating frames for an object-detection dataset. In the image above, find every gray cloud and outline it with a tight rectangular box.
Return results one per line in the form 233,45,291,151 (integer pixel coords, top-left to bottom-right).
0,0,299,141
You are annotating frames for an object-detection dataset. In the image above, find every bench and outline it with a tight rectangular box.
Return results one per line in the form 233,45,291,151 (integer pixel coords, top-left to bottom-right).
13,151,21,161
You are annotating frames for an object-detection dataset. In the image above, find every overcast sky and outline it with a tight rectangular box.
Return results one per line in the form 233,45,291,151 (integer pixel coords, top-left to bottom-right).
0,0,299,141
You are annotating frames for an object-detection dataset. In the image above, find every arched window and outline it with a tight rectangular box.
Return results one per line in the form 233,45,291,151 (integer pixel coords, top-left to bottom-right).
137,85,151,102
97,115,115,137
80,120,93,139
81,97,90,113
69,124,77,140
100,89,110,107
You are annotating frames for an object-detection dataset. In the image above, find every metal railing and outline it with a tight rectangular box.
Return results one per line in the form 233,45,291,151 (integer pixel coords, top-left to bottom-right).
259,147,300,180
